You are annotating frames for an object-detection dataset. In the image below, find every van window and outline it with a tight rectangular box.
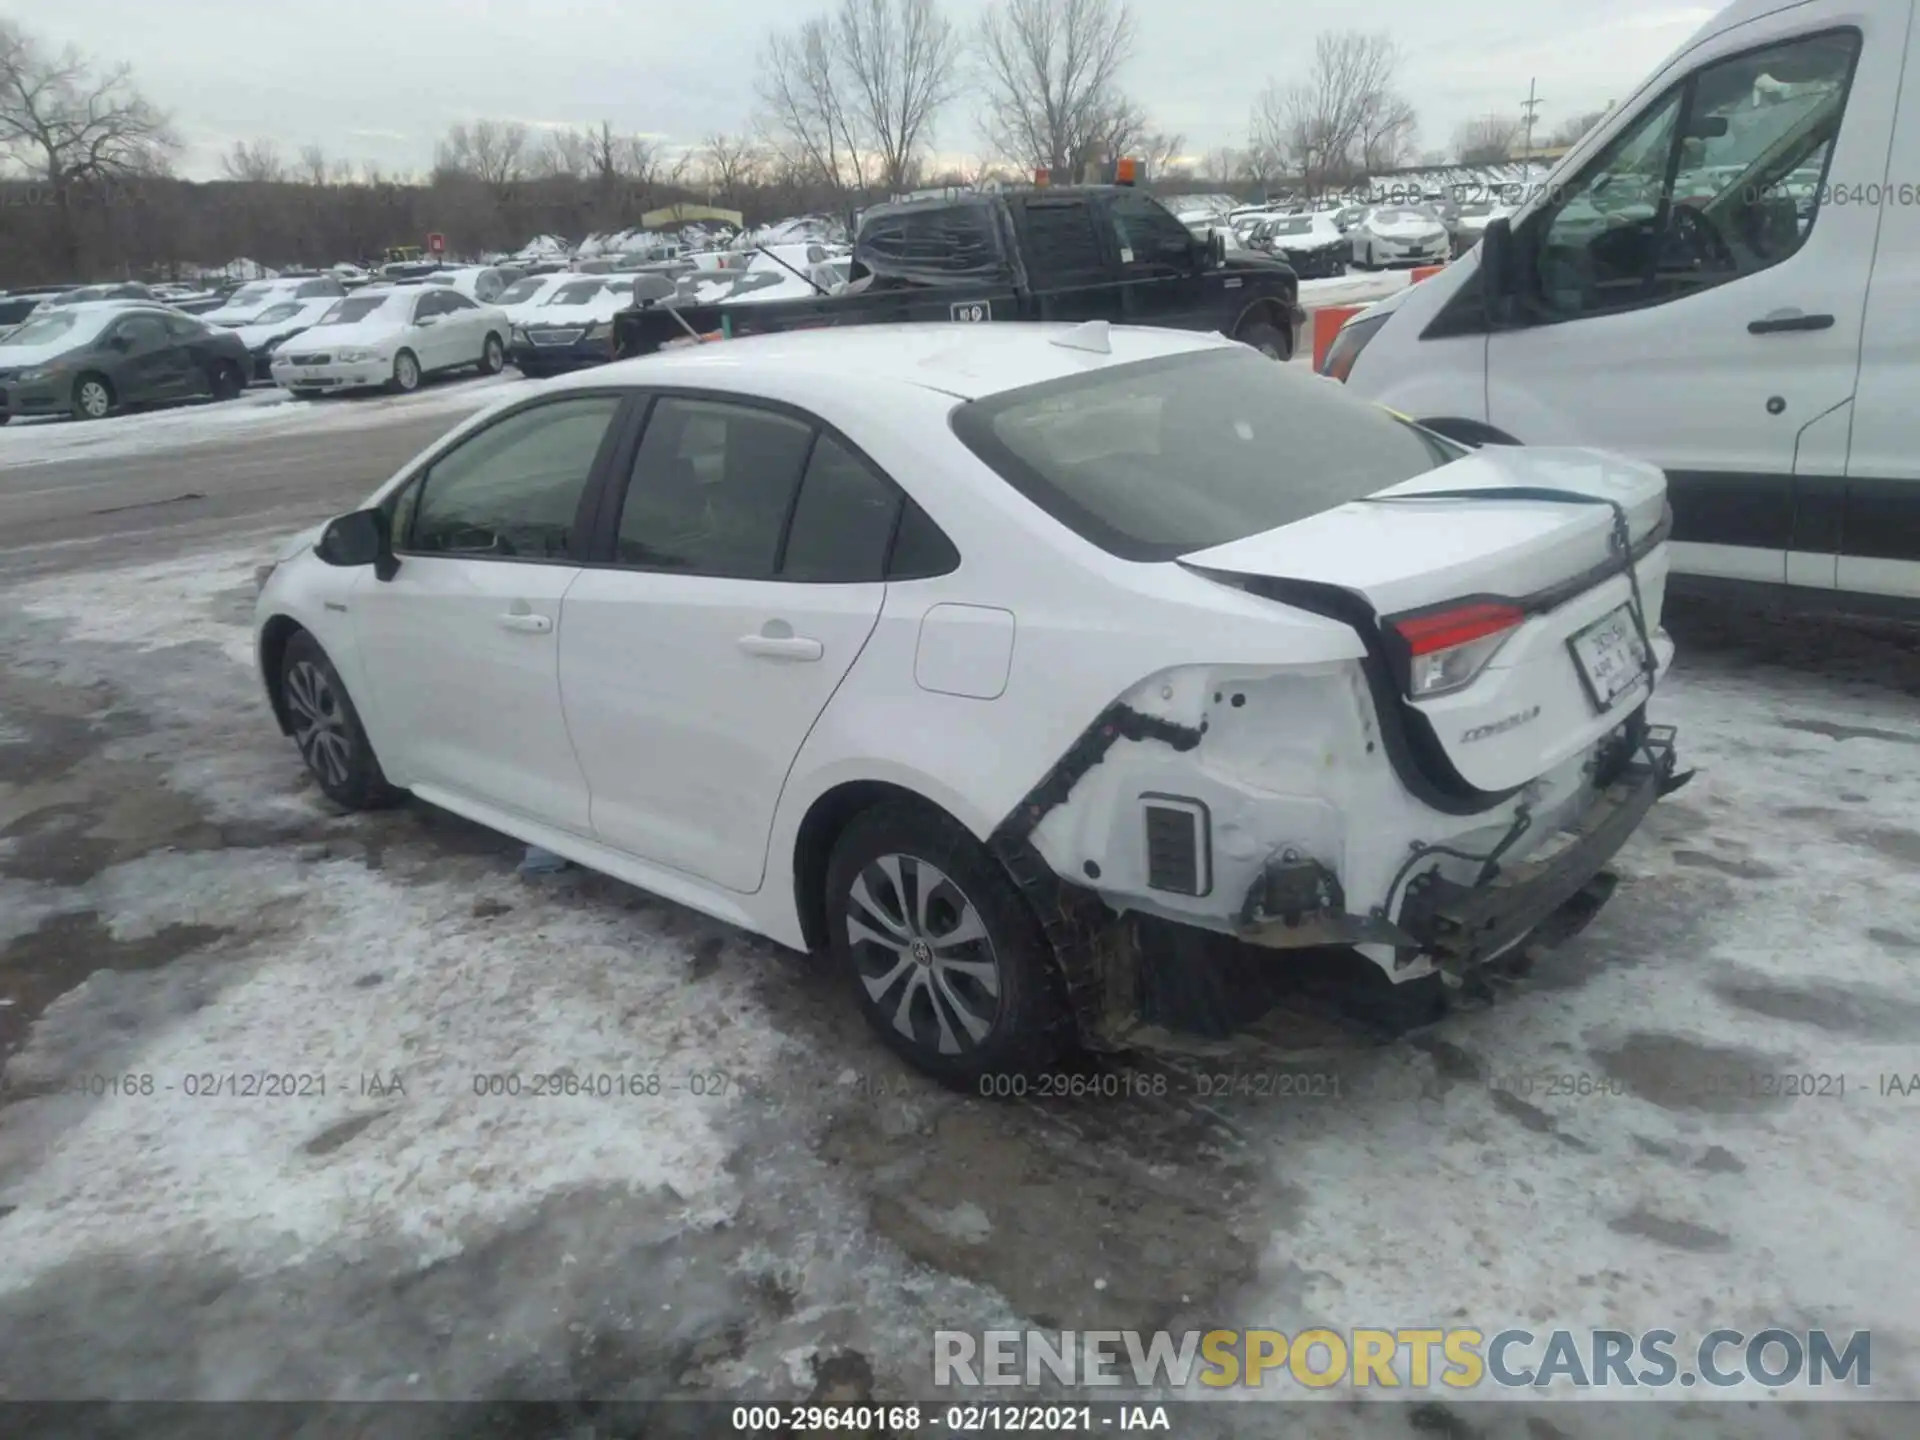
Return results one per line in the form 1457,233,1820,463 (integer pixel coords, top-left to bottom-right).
1531,30,1859,320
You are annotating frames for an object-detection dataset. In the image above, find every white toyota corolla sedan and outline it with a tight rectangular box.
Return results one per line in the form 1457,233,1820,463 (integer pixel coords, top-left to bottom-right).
253,322,1685,1084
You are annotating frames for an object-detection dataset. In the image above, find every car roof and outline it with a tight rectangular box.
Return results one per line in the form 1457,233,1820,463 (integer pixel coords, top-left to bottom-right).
543,321,1236,403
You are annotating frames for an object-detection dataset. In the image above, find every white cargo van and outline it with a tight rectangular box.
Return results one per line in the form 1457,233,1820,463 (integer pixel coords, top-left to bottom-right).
1328,0,1919,613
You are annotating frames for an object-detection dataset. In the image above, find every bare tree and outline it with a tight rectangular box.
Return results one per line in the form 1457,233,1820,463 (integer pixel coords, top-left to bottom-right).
221,138,285,183
536,127,592,179
1551,107,1610,147
435,119,530,193
758,16,869,200
834,0,961,194
698,133,763,204
1454,114,1521,166
1249,31,1408,193
977,0,1138,176
0,21,177,265
296,144,332,186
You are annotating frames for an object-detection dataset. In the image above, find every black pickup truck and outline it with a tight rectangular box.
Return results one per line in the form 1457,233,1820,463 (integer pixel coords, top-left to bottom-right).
612,184,1307,362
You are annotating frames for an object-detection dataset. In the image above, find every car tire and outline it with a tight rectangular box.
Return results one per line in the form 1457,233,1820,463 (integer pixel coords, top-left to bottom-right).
1236,319,1291,362
289,388,322,400
825,802,1066,1089
389,349,421,394
280,630,404,811
0,413,10,426
71,373,115,421
208,360,245,402
478,332,505,374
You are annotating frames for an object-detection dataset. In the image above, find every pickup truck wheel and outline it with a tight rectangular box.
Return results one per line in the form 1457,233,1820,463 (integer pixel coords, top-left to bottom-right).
825,802,1066,1089
1237,320,1291,362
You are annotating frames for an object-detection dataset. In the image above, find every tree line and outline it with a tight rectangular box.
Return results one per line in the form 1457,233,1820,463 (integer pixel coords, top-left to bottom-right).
1,2,1613,287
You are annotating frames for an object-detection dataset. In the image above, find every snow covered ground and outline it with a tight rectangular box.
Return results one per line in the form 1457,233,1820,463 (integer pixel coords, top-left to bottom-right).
0,372,522,468
1,523,1916,1428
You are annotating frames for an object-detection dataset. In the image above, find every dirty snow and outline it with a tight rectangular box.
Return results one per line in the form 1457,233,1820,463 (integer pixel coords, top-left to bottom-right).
2,531,1917,1426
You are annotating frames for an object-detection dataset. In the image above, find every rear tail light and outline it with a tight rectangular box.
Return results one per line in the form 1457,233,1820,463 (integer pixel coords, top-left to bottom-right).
1390,601,1525,697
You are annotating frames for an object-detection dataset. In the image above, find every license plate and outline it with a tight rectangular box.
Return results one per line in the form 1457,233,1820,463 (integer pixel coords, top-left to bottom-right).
1568,604,1651,711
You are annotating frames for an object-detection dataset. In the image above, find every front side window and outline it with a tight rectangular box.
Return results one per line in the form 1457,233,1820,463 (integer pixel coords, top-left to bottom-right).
1106,192,1196,270
1019,200,1107,283
114,315,171,348
405,396,622,559
1532,30,1858,319
164,314,208,339
951,347,1462,561
614,398,815,577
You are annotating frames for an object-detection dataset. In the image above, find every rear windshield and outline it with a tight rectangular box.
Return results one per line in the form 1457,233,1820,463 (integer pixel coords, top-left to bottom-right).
949,347,1462,560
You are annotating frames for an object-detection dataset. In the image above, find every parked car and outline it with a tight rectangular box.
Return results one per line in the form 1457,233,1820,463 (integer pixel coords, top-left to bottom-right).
1349,206,1452,268
422,265,519,304
1445,199,1514,257
0,304,251,422
1331,1,1917,613
614,182,1306,362
230,297,341,381
31,282,161,315
252,321,1683,1083
510,277,663,376
1247,212,1350,278
269,285,507,396
202,276,348,327
0,287,74,335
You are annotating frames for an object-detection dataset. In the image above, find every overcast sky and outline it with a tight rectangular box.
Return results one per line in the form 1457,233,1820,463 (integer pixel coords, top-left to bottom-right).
6,0,1720,180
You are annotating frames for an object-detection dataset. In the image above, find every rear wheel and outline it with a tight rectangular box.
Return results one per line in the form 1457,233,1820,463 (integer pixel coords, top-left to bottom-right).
825,803,1065,1089
71,374,114,421
389,349,421,394
280,631,404,811
1236,319,1291,362
208,360,245,401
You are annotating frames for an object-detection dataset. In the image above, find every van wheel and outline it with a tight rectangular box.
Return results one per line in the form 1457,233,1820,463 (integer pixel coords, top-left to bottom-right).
824,803,1066,1089
1237,320,1291,362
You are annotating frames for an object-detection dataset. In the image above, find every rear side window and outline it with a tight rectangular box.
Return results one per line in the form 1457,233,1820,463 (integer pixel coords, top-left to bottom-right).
950,347,1462,561
615,398,815,577
856,204,1001,277
778,436,901,583
1019,200,1106,283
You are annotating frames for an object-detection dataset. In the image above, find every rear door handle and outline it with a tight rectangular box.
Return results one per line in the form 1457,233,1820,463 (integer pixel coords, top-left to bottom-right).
499,612,553,633
1748,311,1834,334
737,634,823,661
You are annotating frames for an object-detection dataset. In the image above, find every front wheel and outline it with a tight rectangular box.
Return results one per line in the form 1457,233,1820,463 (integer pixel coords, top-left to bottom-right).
825,803,1066,1088
389,349,421,394
478,332,505,374
280,631,404,811
208,360,245,401
71,374,115,421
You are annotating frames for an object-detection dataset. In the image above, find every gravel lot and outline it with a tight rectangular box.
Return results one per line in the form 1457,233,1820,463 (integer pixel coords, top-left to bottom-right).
1,362,1916,1439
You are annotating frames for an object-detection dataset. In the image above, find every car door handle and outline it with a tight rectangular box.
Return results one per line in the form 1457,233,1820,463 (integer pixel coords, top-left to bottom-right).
1748,310,1834,334
498,612,553,634
737,633,823,661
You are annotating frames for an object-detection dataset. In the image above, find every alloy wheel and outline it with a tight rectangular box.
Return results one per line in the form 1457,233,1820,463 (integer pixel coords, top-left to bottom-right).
845,853,1002,1057
285,659,353,789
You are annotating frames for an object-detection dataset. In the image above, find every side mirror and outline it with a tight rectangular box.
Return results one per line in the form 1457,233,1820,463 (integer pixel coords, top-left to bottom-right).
1480,215,1515,326
315,508,397,579
1208,230,1226,268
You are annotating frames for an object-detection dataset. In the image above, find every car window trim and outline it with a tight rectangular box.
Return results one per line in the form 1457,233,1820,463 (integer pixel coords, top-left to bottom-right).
389,388,643,566
582,386,920,584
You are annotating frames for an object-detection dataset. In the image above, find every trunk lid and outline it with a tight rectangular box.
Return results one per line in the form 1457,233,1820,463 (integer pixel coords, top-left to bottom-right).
1180,444,1671,794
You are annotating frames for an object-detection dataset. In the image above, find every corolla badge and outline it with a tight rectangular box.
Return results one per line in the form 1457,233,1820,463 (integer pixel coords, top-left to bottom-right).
1461,705,1541,743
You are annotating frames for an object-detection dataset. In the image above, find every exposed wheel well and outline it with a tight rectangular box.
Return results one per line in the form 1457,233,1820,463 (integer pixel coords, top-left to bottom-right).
1233,299,1296,358
258,614,304,735
791,780,977,953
